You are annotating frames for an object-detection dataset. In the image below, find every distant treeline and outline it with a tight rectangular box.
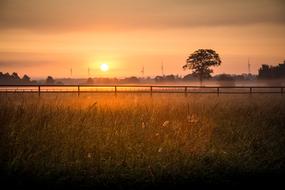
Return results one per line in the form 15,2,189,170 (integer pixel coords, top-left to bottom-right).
0,73,63,85
0,72,37,85
0,72,258,85
154,73,254,83
82,60,285,84
258,60,285,79
1,60,284,85
81,73,255,85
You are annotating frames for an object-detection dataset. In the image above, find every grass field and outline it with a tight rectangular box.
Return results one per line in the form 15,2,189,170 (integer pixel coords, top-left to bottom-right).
0,93,285,189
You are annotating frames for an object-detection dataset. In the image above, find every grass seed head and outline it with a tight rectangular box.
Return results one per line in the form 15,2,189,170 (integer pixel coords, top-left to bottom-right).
162,121,170,127
142,122,146,129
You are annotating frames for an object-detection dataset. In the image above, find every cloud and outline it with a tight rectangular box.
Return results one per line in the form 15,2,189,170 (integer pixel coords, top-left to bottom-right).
0,60,52,68
0,0,284,32
0,52,87,72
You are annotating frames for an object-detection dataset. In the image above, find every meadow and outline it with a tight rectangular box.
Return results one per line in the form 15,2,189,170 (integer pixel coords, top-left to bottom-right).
0,93,285,189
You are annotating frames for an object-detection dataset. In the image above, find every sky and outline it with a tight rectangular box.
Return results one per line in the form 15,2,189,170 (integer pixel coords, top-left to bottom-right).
0,0,285,78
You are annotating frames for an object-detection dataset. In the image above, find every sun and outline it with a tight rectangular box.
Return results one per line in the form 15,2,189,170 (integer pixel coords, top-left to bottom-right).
100,63,109,72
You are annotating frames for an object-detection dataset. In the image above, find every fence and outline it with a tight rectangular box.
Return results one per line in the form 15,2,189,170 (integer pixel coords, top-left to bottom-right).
0,85,284,96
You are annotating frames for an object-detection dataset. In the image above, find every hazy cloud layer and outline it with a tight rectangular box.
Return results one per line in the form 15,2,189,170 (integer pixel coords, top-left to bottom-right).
0,60,52,68
1,0,285,31
0,52,81,69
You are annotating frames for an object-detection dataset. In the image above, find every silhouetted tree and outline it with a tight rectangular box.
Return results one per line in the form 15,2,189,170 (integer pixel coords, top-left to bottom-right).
45,76,55,84
183,74,195,81
22,74,31,83
154,75,181,83
0,72,36,84
183,49,221,85
258,60,285,79
121,76,140,83
11,72,20,80
215,74,235,81
215,74,235,86
0,72,4,80
154,76,164,82
3,73,10,80
258,65,272,79
165,75,175,81
86,77,94,84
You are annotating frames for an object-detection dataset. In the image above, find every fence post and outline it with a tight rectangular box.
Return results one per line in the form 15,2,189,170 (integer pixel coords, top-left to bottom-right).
281,87,283,95
38,85,41,97
217,87,220,96
150,86,153,96
115,86,117,96
77,85,80,96
250,87,252,95
184,86,187,97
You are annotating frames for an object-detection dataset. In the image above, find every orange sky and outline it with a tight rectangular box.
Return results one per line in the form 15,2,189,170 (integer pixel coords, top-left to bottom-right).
0,0,285,78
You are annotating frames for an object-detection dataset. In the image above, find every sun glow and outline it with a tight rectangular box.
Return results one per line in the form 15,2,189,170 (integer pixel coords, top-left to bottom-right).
100,63,109,72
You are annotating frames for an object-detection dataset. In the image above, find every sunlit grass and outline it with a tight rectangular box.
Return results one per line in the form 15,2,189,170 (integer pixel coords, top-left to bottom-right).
0,93,285,188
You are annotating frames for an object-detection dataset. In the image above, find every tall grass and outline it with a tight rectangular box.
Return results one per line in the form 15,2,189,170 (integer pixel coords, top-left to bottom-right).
0,93,285,188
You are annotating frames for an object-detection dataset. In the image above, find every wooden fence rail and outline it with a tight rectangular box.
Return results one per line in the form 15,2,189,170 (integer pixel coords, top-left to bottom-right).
0,85,284,96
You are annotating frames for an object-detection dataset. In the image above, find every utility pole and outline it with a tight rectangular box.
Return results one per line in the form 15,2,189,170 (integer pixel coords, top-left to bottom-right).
248,58,251,75
141,65,144,78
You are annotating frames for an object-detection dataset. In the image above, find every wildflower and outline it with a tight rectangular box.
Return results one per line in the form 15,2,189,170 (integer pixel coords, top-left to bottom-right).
158,147,163,153
87,153,92,158
162,120,170,127
155,133,160,136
